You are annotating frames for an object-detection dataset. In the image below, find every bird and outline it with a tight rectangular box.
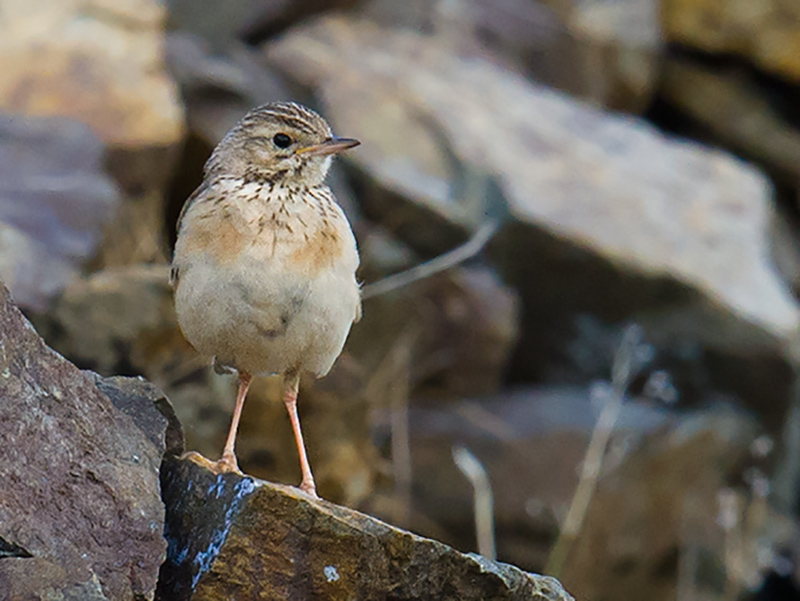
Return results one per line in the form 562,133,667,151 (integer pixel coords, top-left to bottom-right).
171,101,361,498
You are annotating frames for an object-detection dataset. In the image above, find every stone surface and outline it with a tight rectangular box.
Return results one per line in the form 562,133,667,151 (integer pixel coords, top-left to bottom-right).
266,15,799,431
0,0,186,267
157,455,574,601
660,56,800,180
165,0,359,50
39,264,182,376
361,0,661,112
352,265,520,397
0,113,120,312
0,280,176,600
0,0,183,148
662,0,800,82
539,0,662,111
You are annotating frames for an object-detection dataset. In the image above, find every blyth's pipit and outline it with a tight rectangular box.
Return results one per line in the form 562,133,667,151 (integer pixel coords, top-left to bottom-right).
171,101,361,498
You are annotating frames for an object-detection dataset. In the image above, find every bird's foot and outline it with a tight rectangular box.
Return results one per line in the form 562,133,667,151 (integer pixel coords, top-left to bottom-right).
298,479,319,499
180,451,243,476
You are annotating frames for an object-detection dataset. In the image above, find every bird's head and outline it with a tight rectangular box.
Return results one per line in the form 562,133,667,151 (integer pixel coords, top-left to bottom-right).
204,101,359,187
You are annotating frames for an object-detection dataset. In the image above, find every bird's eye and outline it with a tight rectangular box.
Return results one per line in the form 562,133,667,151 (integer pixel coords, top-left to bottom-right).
273,133,292,149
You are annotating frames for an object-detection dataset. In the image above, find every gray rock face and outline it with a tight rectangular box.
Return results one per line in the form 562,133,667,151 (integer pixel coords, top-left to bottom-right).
157,455,574,601
265,15,799,430
0,281,178,601
0,114,120,311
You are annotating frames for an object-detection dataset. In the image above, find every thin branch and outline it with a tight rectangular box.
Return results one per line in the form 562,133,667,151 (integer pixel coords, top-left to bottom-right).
361,220,500,300
453,445,496,560
546,324,650,577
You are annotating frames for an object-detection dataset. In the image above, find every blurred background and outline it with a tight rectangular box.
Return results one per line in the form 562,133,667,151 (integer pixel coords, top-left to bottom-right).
2,0,800,599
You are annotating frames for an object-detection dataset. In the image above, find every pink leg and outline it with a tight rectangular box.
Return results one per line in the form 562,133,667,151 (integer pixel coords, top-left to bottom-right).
283,374,317,498
217,371,252,473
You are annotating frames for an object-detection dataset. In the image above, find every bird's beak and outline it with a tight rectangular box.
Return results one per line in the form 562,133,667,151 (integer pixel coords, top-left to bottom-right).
295,137,360,157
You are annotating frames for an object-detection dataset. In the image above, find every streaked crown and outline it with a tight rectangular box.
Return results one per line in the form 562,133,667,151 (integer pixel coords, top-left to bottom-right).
203,101,358,187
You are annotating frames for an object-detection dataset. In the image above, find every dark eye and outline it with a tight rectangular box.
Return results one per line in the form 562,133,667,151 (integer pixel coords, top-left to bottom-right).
273,133,292,149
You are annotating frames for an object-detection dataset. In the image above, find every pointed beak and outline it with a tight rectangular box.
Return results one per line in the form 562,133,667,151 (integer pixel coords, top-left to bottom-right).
295,136,360,157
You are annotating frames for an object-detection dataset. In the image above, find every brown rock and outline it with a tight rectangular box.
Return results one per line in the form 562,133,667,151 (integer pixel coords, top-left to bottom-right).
156,455,574,601
662,0,800,82
536,0,663,111
0,113,120,312
660,56,800,180
266,15,798,432
361,0,661,112
0,0,183,148
0,280,176,600
352,265,520,398
0,0,186,267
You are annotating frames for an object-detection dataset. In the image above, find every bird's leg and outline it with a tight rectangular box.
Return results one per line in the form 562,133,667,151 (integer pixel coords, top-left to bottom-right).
283,373,317,498
217,370,252,473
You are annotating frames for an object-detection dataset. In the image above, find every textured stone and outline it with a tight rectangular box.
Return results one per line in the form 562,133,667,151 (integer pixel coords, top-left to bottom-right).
0,113,119,312
662,0,800,82
266,15,799,431
0,280,174,601
157,455,574,601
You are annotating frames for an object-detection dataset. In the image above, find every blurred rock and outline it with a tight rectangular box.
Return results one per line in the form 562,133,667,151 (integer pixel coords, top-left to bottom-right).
660,56,800,180
362,0,661,112
166,34,294,148
39,264,182,377
0,280,176,600
156,454,574,601
0,0,186,266
165,0,360,50
662,0,800,82
0,113,119,312
397,386,760,600
353,265,519,397
0,0,182,147
534,0,662,111
266,14,799,432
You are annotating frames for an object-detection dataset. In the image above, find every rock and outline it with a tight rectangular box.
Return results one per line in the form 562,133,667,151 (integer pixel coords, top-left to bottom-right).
0,280,178,600
0,113,120,312
156,455,574,601
266,15,799,432
0,0,183,149
662,0,800,82
165,0,360,50
362,0,661,112
0,0,186,267
397,386,762,600
536,0,663,111
351,265,520,397
38,264,181,376
660,56,800,180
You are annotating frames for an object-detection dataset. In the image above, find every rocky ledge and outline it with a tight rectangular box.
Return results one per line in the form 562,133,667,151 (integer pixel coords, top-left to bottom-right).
157,455,572,601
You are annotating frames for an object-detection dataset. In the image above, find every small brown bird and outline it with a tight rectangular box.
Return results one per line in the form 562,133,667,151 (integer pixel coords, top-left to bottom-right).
171,101,361,497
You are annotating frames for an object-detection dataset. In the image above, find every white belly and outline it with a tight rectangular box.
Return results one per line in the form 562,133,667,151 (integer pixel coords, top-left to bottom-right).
174,249,360,377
